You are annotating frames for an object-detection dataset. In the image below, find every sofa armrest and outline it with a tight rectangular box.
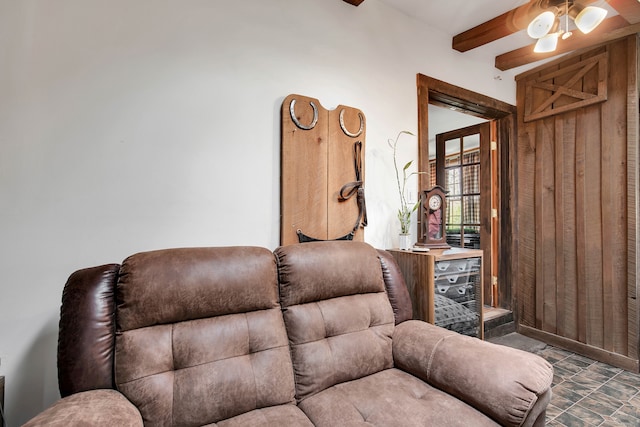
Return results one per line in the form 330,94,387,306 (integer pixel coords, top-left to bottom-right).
23,389,143,427
393,320,553,427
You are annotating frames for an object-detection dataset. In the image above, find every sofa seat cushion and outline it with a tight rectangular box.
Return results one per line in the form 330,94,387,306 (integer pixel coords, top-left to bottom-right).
298,368,500,427
207,404,313,427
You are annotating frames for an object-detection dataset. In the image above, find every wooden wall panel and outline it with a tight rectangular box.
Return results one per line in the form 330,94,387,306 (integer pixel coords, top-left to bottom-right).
281,94,366,245
626,36,639,360
327,107,366,240
602,40,629,355
536,116,557,333
515,36,639,370
281,95,328,245
553,55,579,341
516,72,537,328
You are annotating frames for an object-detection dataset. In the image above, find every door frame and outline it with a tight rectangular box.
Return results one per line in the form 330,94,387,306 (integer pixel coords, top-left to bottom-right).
417,74,516,311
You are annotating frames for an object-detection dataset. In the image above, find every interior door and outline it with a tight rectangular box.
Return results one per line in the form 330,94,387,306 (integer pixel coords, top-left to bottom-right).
435,122,496,307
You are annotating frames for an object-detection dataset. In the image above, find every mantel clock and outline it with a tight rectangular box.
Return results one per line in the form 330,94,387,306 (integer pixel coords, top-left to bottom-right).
416,186,450,249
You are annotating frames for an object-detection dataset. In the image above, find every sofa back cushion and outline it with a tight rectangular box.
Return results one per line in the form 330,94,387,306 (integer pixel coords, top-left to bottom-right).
275,241,395,402
114,247,296,426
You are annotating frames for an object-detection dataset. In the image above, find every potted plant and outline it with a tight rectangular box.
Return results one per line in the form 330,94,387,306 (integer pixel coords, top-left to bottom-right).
389,131,423,250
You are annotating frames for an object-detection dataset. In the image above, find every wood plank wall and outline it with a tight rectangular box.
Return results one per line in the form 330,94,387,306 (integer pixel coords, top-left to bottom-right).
515,36,639,370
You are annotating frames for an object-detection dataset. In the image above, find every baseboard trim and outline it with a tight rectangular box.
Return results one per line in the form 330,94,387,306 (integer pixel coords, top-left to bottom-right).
518,325,639,373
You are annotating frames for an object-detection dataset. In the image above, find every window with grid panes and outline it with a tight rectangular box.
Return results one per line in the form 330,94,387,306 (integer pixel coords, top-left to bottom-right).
444,142,480,249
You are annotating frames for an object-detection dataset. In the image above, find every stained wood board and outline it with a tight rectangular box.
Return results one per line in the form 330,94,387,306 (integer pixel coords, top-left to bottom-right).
281,94,366,246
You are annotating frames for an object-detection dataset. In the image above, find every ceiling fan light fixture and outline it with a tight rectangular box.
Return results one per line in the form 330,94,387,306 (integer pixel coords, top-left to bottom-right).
573,6,607,34
527,10,557,38
534,32,559,53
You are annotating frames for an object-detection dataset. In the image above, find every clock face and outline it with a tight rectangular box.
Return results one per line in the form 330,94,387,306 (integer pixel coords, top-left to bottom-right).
429,194,442,211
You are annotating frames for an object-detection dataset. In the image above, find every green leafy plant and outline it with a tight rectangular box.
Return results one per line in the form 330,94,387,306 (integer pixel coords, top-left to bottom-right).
388,131,423,234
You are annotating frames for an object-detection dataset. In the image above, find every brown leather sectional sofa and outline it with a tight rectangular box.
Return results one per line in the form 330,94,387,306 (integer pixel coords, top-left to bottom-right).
24,241,553,426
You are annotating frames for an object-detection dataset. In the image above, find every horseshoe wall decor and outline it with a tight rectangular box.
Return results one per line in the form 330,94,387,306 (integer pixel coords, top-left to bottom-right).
281,94,366,246
289,99,318,130
339,109,364,138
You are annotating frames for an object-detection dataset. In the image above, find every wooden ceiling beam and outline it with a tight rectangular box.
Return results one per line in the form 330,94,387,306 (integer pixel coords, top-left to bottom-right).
495,15,640,70
343,0,365,6
606,0,640,23
453,3,538,52
453,0,598,52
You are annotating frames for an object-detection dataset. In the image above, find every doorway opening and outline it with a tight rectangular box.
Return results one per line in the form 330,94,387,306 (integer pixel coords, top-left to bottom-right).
417,74,516,321
436,122,488,251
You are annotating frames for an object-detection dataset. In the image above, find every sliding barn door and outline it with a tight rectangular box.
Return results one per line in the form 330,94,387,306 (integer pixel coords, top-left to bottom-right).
515,36,639,371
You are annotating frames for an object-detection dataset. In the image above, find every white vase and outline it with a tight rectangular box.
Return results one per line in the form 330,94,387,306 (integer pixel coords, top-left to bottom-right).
399,233,412,250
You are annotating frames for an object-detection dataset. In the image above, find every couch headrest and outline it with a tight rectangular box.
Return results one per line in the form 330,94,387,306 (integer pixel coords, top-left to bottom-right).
275,241,385,308
117,246,277,331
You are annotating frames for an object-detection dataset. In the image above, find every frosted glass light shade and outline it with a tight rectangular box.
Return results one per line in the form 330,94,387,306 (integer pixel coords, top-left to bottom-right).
534,32,559,53
527,11,556,38
574,6,607,34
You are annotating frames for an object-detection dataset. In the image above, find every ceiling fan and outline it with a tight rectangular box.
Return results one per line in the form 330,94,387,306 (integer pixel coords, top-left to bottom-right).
527,0,608,52
346,0,640,71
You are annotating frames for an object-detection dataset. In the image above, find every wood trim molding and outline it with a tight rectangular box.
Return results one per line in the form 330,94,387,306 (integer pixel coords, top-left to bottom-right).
416,74,516,312
416,74,515,190
625,35,639,359
607,0,640,24
519,325,640,372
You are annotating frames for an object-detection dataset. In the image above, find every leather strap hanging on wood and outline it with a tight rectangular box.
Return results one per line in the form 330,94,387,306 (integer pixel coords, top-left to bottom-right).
296,141,367,243
338,140,367,231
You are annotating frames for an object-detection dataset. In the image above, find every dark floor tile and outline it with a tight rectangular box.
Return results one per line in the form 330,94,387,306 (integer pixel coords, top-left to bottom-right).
589,363,623,377
598,380,638,402
556,358,589,375
577,392,624,417
566,405,605,426
555,364,581,380
612,371,640,388
580,369,616,385
564,378,601,397
538,347,573,363
609,409,640,426
546,420,568,427
627,395,640,409
556,410,595,426
552,393,578,410
546,404,564,419
616,404,640,419
567,354,597,368
598,380,639,402
554,384,587,404
599,415,628,426
571,372,608,392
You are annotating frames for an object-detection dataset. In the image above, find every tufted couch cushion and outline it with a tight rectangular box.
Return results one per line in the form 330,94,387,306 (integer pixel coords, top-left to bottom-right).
275,241,396,402
114,247,302,426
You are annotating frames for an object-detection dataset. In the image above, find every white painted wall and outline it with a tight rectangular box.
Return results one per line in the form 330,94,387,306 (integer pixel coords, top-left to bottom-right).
0,0,518,424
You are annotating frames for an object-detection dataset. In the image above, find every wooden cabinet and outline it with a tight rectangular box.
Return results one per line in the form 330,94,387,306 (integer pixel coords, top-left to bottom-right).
390,248,483,339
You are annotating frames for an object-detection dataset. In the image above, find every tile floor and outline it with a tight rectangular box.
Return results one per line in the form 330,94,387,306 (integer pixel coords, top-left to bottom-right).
491,333,640,426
